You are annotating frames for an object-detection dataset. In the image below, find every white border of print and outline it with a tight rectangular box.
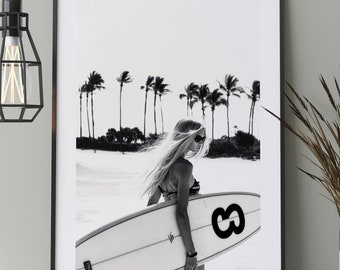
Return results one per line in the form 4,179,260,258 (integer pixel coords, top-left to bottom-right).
54,0,282,269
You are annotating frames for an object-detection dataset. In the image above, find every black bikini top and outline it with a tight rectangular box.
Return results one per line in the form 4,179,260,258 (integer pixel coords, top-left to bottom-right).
189,179,200,195
159,179,200,197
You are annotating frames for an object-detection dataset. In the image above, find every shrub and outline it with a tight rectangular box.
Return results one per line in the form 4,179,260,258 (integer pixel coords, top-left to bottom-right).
206,133,260,160
207,138,238,158
105,127,144,143
235,131,255,149
76,136,142,152
106,128,117,142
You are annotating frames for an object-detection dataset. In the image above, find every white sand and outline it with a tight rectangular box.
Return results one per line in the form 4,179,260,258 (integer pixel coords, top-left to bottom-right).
77,150,262,269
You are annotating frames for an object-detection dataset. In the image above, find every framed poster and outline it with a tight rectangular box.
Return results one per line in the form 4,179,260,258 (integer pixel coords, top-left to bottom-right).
54,0,283,269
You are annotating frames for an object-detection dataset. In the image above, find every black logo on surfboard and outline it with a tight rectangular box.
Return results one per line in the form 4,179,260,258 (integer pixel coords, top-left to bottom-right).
211,204,245,239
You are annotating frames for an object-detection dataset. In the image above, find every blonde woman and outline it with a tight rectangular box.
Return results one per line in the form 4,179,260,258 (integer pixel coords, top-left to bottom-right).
143,119,210,270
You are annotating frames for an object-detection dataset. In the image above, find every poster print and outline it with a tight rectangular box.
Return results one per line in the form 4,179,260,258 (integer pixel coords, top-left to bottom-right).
55,0,282,269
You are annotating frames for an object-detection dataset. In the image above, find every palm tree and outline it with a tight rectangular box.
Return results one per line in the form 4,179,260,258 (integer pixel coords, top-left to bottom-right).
192,84,210,122
87,71,105,139
247,80,260,135
79,82,87,138
207,89,226,139
116,71,133,143
141,76,154,137
152,76,166,135
82,81,92,138
179,83,199,116
219,74,244,138
158,83,170,134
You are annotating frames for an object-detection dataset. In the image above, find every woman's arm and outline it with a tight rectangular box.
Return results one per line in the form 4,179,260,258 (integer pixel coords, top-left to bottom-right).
175,162,196,256
147,187,161,206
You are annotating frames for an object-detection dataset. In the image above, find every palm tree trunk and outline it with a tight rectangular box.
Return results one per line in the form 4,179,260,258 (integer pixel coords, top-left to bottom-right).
248,102,254,134
159,96,164,134
186,97,189,117
251,102,256,135
201,102,205,122
226,96,230,138
86,94,91,138
189,97,194,117
143,90,148,137
119,85,123,144
212,109,215,139
91,92,95,139
153,92,157,135
80,93,82,137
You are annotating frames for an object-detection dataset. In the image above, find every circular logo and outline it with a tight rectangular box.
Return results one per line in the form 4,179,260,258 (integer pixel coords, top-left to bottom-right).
211,204,245,239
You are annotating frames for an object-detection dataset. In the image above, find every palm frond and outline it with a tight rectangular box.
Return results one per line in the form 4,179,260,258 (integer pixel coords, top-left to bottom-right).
146,76,154,87
221,98,229,107
80,82,88,93
225,74,238,89
117,71,133,84
252,80,260,94
87,71,105,92
218,80,226,91
189,99,198,109
231,86,245,94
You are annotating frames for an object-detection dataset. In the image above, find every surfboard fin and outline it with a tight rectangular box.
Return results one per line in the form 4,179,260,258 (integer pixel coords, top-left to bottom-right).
83,260,92,270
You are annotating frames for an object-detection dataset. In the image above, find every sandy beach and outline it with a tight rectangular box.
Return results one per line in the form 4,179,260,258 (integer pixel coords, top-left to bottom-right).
76,149,262,269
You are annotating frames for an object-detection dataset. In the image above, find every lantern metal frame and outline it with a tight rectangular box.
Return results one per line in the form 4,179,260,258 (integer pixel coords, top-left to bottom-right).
0,7,43,122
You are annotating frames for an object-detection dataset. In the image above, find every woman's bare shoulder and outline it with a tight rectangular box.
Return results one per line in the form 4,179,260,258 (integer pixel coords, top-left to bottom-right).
172,157,193,175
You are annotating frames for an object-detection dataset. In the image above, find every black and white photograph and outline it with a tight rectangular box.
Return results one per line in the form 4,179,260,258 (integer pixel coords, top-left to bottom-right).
56,0,282,269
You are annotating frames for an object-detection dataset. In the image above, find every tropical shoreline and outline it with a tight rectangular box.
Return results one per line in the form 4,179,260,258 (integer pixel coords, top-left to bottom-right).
76,130,260,160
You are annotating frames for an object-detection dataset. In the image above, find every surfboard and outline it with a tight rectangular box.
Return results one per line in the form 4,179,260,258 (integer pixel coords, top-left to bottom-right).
76,192,260,270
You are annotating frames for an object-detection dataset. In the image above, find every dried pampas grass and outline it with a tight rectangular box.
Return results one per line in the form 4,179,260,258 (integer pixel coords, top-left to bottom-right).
265,75,340,216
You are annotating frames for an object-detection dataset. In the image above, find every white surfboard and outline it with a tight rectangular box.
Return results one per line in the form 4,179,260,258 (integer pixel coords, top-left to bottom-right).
76,192,260,270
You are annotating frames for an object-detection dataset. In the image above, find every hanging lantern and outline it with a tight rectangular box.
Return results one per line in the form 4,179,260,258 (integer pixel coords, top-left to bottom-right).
0,0,43,122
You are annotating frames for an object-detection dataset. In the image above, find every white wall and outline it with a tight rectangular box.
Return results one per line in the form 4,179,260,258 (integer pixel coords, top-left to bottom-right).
0,0,53,270
1,0,339,270
284,0,340,269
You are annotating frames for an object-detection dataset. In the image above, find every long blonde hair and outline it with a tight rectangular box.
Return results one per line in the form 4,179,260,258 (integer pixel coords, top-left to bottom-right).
142,119,210,197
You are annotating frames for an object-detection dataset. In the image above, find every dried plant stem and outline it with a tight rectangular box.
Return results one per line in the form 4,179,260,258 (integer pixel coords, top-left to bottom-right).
265,76,340,216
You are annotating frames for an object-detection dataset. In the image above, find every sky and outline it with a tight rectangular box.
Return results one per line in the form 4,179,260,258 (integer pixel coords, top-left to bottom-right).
75,0,261,139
